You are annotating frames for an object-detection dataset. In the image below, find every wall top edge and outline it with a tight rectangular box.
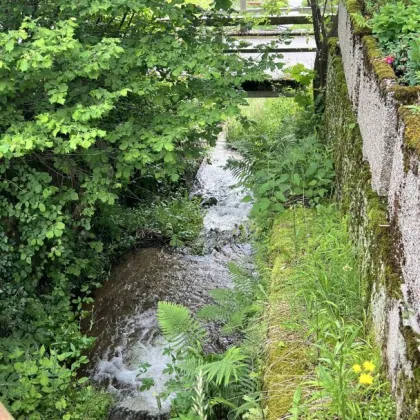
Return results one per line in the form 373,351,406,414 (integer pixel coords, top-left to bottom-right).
340,0,420,157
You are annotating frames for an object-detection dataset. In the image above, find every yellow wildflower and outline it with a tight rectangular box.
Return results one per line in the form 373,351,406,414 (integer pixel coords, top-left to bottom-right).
352,364,362,373
363,361,375,372
359,373,374,385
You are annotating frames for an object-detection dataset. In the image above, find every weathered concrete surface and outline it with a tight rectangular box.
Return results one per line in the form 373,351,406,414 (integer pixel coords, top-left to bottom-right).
338,2,398,195
328,2,420,410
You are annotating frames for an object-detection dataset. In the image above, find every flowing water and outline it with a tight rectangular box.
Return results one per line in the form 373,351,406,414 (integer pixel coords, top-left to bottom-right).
86,132,252,419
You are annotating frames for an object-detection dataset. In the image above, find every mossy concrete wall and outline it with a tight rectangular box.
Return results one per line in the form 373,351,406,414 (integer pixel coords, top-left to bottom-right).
326,31,420,417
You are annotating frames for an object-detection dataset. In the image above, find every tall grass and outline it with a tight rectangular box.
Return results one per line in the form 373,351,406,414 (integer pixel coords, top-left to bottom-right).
273,205,395,419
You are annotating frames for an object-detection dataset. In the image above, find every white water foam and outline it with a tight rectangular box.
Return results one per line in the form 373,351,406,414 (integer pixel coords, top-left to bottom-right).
90,132,252,418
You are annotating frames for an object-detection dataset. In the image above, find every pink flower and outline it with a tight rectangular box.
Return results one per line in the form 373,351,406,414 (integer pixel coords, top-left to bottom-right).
384,56,395,65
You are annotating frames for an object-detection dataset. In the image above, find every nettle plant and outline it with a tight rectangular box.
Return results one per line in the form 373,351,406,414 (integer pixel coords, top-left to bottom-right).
0,0,277,417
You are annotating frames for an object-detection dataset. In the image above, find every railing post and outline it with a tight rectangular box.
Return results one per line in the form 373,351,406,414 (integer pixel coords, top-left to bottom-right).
240,0,247,12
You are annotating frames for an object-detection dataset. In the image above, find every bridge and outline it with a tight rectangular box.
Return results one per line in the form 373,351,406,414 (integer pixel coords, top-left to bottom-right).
215,0,334,97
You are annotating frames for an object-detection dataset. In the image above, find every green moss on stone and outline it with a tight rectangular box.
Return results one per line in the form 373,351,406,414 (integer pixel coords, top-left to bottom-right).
362,36,396,82
397,326,420,419
392,86,420,105
345,0,372,35
399,107,420,156
325,43,408,394
345,0,362,14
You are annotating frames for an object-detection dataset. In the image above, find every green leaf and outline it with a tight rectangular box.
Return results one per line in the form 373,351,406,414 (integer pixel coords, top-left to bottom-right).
39,373,49,386
275,191,286,202
259,198,271,210
56,222,65,230
242,195,252,203
305,163,319,177
172,66,184,77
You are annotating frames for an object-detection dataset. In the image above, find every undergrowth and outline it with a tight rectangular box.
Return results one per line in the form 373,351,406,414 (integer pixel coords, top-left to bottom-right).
269,206,395,419
157,260,267,420
226,95,334,230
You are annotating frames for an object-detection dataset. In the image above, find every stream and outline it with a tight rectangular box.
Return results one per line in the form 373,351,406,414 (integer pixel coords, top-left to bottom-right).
86,132,253,419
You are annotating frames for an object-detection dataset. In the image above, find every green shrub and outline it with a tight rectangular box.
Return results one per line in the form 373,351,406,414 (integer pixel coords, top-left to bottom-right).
226,98,335,228
0,338,112,419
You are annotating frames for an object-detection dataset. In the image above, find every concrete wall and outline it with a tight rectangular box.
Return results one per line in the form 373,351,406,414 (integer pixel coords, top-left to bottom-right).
327,2,420,416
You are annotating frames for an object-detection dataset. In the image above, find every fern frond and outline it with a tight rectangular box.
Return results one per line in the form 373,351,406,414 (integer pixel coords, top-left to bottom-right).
178,354,205,376
201,347,247,387
228,262,257,299
209,396,237,410
221,309,248,335
197,304,231,322
208,288,235,304
157,301,207,349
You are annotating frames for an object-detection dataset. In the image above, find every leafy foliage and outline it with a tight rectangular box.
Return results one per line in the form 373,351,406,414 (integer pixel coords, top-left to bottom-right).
99,193,203,250
226,97,335,228
370,0,420,85
157,263,264,419
0,0,273,417
0,338,112,419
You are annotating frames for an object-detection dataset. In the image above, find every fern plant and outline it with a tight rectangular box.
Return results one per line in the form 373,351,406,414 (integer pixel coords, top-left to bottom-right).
197,262,263,335
157,302,207,350
156,263,265,419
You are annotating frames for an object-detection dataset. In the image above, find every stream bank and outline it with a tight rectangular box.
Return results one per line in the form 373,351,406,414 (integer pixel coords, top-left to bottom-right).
85,132,253,419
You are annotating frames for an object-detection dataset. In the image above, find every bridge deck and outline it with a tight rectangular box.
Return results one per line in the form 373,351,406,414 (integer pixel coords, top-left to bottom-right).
219,0,326,96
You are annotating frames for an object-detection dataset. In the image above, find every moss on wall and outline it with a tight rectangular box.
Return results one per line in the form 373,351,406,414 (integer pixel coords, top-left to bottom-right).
362,36,396,82
325,39,402,299
325,38,420,416
344,0,372,36
399,107,420,156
